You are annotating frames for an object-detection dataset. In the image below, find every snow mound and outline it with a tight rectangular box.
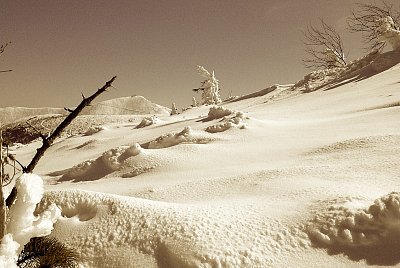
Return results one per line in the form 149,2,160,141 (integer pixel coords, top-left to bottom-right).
206,112,249,133
82,96,170,115
206,106,234,120
58,143,143,182
37,190,309,268
145,126,211,149
308,193,400,265
135,116,159,129
84,126,108,136
308,135,397,155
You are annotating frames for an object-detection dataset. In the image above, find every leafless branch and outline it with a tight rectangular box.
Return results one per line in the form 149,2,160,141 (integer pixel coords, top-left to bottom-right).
5,76,117,208
347,1,400,51
0,42,12,73
302,19,347,69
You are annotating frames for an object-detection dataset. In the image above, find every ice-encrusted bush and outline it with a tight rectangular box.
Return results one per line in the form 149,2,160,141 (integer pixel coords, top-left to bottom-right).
377,16,400,50
0,174,62,267
170,103,178,115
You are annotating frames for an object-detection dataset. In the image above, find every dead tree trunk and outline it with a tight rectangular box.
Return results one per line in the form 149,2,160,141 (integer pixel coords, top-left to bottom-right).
5,76,117,208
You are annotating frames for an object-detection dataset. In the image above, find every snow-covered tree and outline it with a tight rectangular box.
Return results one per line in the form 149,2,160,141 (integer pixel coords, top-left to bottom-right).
348,1,400,51
376,16,400,50
194,65,222,105
192,97,198,107
171,102,178,115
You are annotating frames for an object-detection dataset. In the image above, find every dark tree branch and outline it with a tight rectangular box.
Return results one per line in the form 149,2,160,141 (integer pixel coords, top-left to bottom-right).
5,76,117,208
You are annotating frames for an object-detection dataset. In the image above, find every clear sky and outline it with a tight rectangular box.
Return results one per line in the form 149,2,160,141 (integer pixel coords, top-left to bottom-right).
0,0,397,109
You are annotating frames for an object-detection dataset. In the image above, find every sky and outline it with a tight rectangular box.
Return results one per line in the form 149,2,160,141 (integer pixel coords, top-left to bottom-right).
0,0,398,110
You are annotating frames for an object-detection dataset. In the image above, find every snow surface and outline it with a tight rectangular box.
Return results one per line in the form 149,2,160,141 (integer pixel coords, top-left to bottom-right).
4,50,400,267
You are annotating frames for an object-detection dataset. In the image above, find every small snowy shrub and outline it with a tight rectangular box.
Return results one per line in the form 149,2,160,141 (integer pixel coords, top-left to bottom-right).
192,97,198,107
171,103,178,115
0,174,62,267
17,236,78,267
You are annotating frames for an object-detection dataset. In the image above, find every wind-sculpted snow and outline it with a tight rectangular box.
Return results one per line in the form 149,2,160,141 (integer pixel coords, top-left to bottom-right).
135,116,160,129
206,112,248,133
37,190,310,268
57,143,144,181
145,126,213,149
84,126,108,136
308,193,400,265
206,106,234,120
292,50,400,93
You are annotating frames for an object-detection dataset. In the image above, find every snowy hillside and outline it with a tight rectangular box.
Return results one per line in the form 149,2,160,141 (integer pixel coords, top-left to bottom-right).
4,51,400,267
81,95,170,116
0,95,170,126
0,107,67,125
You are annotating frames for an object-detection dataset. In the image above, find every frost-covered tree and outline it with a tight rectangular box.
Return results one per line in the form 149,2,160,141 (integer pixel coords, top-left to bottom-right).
302,19,347,69
171,102,178,115
348,1,400,51
193,65,222,105
192,97,198,107
376,16,400,50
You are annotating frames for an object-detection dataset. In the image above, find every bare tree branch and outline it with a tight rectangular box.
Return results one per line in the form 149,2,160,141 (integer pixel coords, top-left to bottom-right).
302,19,347,70
347,1,400,51
5,76,117,208
0,42,12,73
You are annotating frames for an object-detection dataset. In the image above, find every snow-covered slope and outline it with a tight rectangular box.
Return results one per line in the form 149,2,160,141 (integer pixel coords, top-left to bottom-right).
6,51,400,267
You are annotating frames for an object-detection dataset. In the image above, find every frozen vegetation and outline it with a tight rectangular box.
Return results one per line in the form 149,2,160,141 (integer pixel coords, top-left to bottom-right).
1,174,60,267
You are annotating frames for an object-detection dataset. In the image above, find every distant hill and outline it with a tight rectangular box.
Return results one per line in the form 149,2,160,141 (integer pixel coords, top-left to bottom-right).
0,95,170,125
0,107,67,126
81,95,170,116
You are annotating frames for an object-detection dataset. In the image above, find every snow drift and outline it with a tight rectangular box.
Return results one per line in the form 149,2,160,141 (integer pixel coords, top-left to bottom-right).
57,143,144,182
308,193,400,265
37,190,310,268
